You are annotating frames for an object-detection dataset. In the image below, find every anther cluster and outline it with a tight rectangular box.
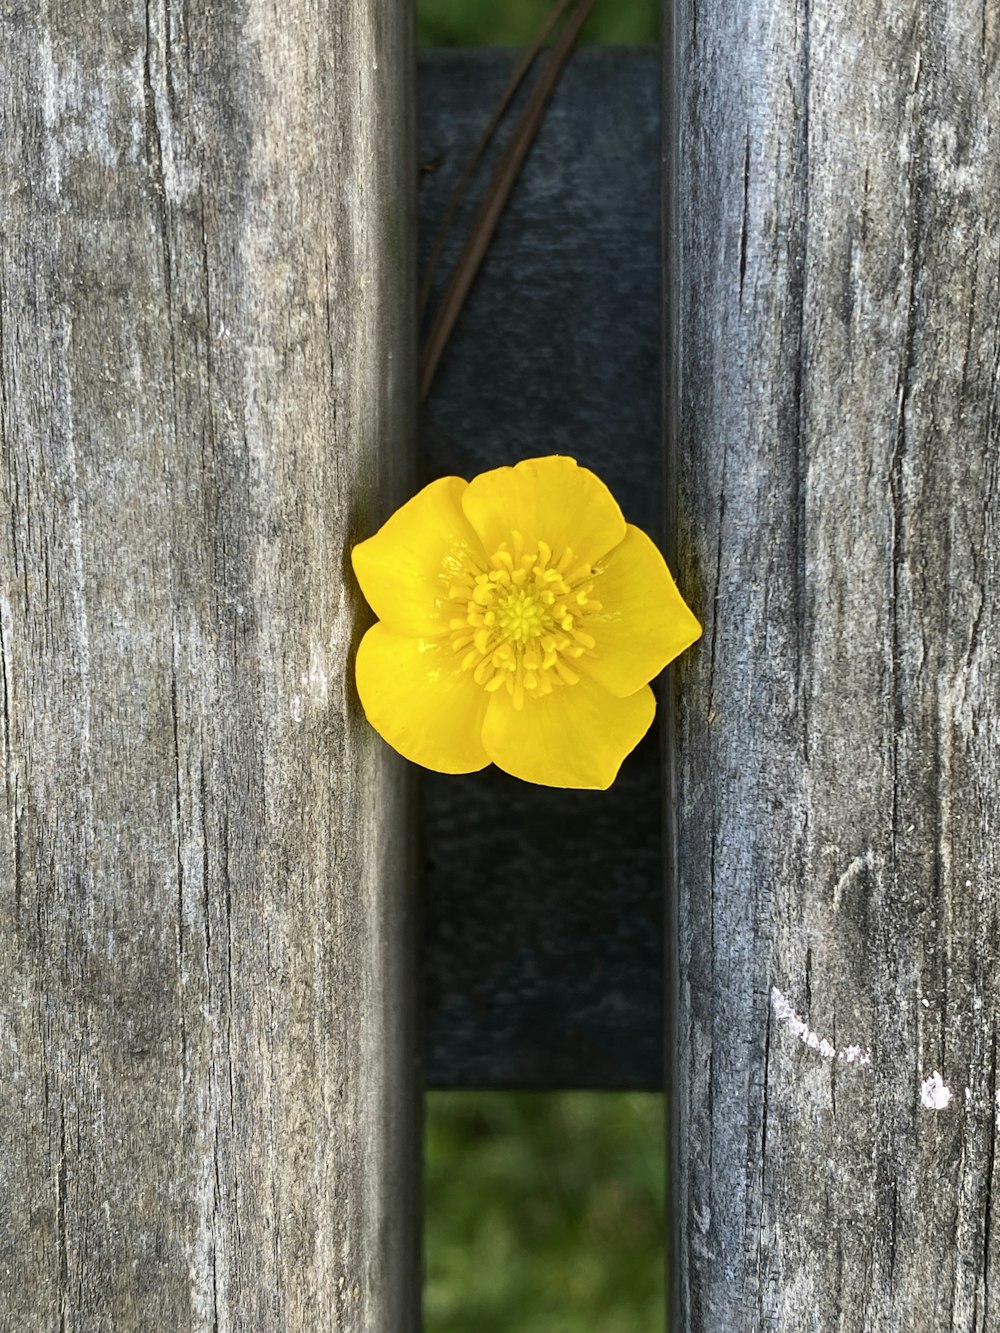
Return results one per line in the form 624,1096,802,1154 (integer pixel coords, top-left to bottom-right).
446,533,601,710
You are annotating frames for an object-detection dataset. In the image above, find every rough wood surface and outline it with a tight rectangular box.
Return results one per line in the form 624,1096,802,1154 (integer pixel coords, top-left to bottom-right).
0,2,418,1328
419,49,664,1092
667,0,1000,1328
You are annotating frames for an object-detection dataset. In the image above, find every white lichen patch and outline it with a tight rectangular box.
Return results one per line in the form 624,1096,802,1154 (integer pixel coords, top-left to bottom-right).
920,1071,953,1111
770,988,873,1066
831,851,874,912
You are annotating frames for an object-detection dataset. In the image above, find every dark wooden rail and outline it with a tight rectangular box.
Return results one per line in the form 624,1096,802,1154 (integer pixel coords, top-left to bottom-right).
419,49,665,1092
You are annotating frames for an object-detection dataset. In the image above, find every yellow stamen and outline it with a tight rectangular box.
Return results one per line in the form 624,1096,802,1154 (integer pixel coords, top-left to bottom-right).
447,539,601,708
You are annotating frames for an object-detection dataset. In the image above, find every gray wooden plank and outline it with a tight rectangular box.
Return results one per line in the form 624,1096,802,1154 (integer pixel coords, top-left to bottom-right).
0,2,418,1328
418,49,664,1091
667,0,1000,1326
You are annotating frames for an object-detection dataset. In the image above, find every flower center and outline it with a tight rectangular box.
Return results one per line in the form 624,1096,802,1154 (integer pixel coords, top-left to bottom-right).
446,533,601,710
498,587,545,643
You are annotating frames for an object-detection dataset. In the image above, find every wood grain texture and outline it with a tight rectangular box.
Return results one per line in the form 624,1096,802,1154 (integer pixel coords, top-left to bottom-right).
667,0,1000,1328
0,2,418,1328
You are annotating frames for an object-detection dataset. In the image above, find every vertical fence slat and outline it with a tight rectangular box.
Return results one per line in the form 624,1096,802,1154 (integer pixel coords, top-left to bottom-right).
1,2,417,1327
668,0,1000,1325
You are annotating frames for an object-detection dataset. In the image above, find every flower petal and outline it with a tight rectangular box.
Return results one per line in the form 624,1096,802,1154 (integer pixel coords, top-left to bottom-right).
481,675,655,790
585,525,702,697
461,455,627,565
352,476,487,635
355,624,490,774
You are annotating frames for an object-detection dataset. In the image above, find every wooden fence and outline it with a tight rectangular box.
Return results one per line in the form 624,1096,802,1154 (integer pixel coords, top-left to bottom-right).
2,0,999,1329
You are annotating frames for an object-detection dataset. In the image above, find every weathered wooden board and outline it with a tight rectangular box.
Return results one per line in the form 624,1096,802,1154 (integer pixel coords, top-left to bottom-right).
0,2,418,1328
667,0,1000,1327
419,49,664,1091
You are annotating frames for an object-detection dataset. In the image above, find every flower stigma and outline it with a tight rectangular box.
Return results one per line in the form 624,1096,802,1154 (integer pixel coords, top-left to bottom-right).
445,531,601,710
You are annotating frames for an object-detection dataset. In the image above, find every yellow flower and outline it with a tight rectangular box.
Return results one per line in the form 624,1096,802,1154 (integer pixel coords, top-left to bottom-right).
351,455,701,789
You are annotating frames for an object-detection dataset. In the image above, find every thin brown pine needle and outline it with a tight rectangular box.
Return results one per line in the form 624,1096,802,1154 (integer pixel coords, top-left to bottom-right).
419,0,599,403
418,0,578,320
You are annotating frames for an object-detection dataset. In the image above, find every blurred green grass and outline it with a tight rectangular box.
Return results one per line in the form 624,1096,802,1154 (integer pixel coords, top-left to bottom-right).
424,1091,665,1333
417,0,658,47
